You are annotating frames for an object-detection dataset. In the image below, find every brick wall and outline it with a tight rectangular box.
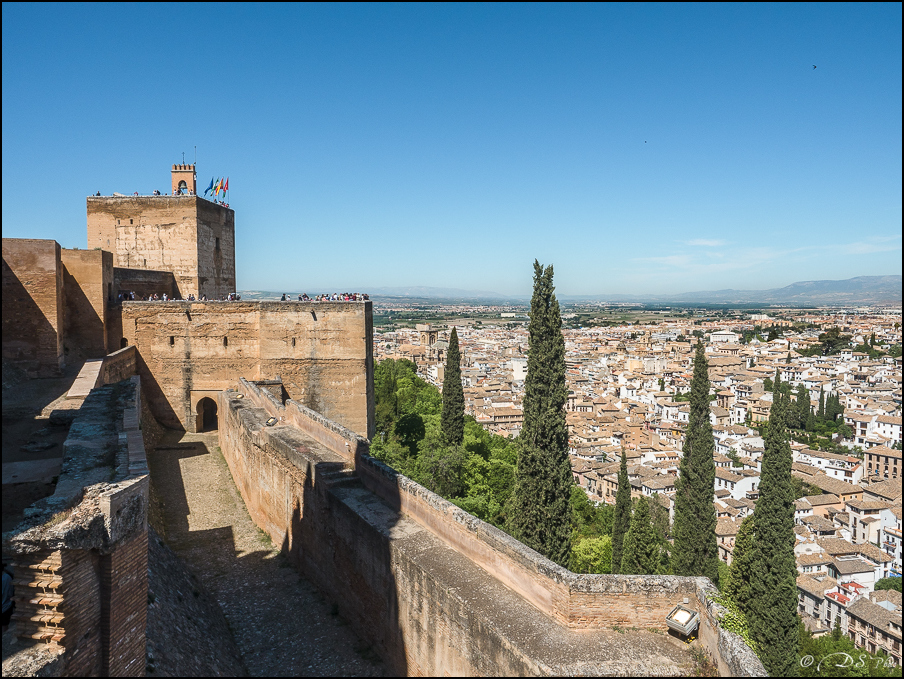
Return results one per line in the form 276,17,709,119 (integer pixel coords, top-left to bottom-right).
5,376,151,677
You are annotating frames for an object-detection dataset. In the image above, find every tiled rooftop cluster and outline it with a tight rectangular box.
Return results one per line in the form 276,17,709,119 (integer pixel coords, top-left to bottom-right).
375,305,903,666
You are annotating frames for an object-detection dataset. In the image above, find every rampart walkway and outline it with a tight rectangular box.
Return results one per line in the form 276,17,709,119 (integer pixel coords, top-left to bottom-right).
148,430,384,677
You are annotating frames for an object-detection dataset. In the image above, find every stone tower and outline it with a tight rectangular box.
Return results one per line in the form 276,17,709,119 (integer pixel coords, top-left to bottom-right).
171,163,197,195
87,165,235,299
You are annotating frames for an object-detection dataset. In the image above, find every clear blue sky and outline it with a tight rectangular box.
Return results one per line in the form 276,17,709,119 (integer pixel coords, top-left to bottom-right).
3,3,901,296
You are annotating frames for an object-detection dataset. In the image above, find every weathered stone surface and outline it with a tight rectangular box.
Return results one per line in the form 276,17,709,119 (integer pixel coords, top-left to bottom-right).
122,300,374,436
2,239,64,377
87,196,235,300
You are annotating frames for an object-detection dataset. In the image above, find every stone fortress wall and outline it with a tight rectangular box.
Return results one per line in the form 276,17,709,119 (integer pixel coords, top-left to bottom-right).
87,196,235,300
219,379,766,677
2,239,65,376
4,374,150,677
119,300,374,436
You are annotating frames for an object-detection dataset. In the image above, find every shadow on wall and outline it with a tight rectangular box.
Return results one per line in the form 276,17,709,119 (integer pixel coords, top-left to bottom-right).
282,467,407,674
148,432,393,675
1,256,62,376
133,349,183,430
61,266,106,360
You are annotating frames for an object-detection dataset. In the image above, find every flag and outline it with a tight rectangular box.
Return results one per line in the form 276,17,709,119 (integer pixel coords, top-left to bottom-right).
223,177,229,192
204,177,214,196
214,178,222,196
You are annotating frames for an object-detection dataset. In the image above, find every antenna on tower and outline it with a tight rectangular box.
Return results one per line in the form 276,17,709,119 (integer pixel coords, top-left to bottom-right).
194,146,197,165
182,151,185,164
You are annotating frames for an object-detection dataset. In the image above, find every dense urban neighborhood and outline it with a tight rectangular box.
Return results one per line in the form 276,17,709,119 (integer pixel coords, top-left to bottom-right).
375,305,903,666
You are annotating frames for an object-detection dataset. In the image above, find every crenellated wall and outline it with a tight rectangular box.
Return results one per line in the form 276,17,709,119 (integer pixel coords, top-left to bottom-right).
219,381,766,677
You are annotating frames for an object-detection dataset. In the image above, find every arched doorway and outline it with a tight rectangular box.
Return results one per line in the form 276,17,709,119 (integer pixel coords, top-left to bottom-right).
197,397,218,431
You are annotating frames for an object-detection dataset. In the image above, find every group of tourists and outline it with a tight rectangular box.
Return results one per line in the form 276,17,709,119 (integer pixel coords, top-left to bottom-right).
280,292,369,302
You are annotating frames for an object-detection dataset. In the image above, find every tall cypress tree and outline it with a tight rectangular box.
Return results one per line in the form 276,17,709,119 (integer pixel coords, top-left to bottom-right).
620,495,659,575
794,384,810,431
749,388,800,676
726,514,756,615
508,261,572,567
817,387,825,421
672,343,720,586
441,327,464,446
611,449,632,574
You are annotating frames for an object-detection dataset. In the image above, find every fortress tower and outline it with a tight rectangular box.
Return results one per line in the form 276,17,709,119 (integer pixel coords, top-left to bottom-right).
87,164,235,299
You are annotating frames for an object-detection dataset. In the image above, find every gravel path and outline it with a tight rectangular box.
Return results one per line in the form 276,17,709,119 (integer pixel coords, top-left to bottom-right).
149,430,384,677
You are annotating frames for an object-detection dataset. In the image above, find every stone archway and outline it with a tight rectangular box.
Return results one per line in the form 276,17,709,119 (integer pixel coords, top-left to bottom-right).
197,397,218,432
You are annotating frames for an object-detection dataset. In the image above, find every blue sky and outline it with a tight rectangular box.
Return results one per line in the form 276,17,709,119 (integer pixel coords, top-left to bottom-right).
3,3,901,296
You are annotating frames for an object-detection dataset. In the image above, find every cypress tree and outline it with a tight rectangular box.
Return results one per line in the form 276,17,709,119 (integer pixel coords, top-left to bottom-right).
725,515,756,615
441,327,465,446
620,496,659,575
611,449,631,573
794,384,810,431
508,261,572,567
817,387,825,421
672,343,720,586
749,387,800,676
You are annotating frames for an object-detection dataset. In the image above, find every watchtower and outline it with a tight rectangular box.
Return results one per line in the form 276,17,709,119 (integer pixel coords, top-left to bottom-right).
171,164,197,195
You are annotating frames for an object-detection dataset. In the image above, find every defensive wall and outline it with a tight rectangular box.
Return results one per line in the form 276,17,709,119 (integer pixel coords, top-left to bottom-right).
2,240,118,375
3,373,150,677
2,239,66,376
219,379,766,676
86,196,235,300
60,249,113,358
120,300,374,438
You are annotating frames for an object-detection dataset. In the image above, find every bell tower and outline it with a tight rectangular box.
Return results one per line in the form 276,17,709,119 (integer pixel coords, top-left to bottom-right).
171,163,197,195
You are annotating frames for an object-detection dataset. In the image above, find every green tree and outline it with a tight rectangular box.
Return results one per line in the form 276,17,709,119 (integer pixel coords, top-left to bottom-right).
672,343,720,586
508,261,572,567
611,449,632,574
817,387,825,421
764,376,774,392
794,384,811,431
768,328,779,341
416,426,466,498
726,515,756,616
571,536,613,574
441,327,465,446
749,390,800,676
875,577,902,593
620,496,660,575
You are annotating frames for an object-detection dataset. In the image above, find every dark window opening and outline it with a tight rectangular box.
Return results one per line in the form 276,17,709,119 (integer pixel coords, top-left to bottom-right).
215,237,220,250
223,336,228,347
292,337,296,347
170,336,175,346
130,219,133,224
120,338,128,348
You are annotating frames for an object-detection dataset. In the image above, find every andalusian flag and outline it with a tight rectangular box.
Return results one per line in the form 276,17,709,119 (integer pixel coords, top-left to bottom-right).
204,177,214,196
215,178,223,196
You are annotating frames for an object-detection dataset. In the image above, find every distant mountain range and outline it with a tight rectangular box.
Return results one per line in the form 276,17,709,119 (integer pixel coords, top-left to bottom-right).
658,276,902,305
240,276,901,305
